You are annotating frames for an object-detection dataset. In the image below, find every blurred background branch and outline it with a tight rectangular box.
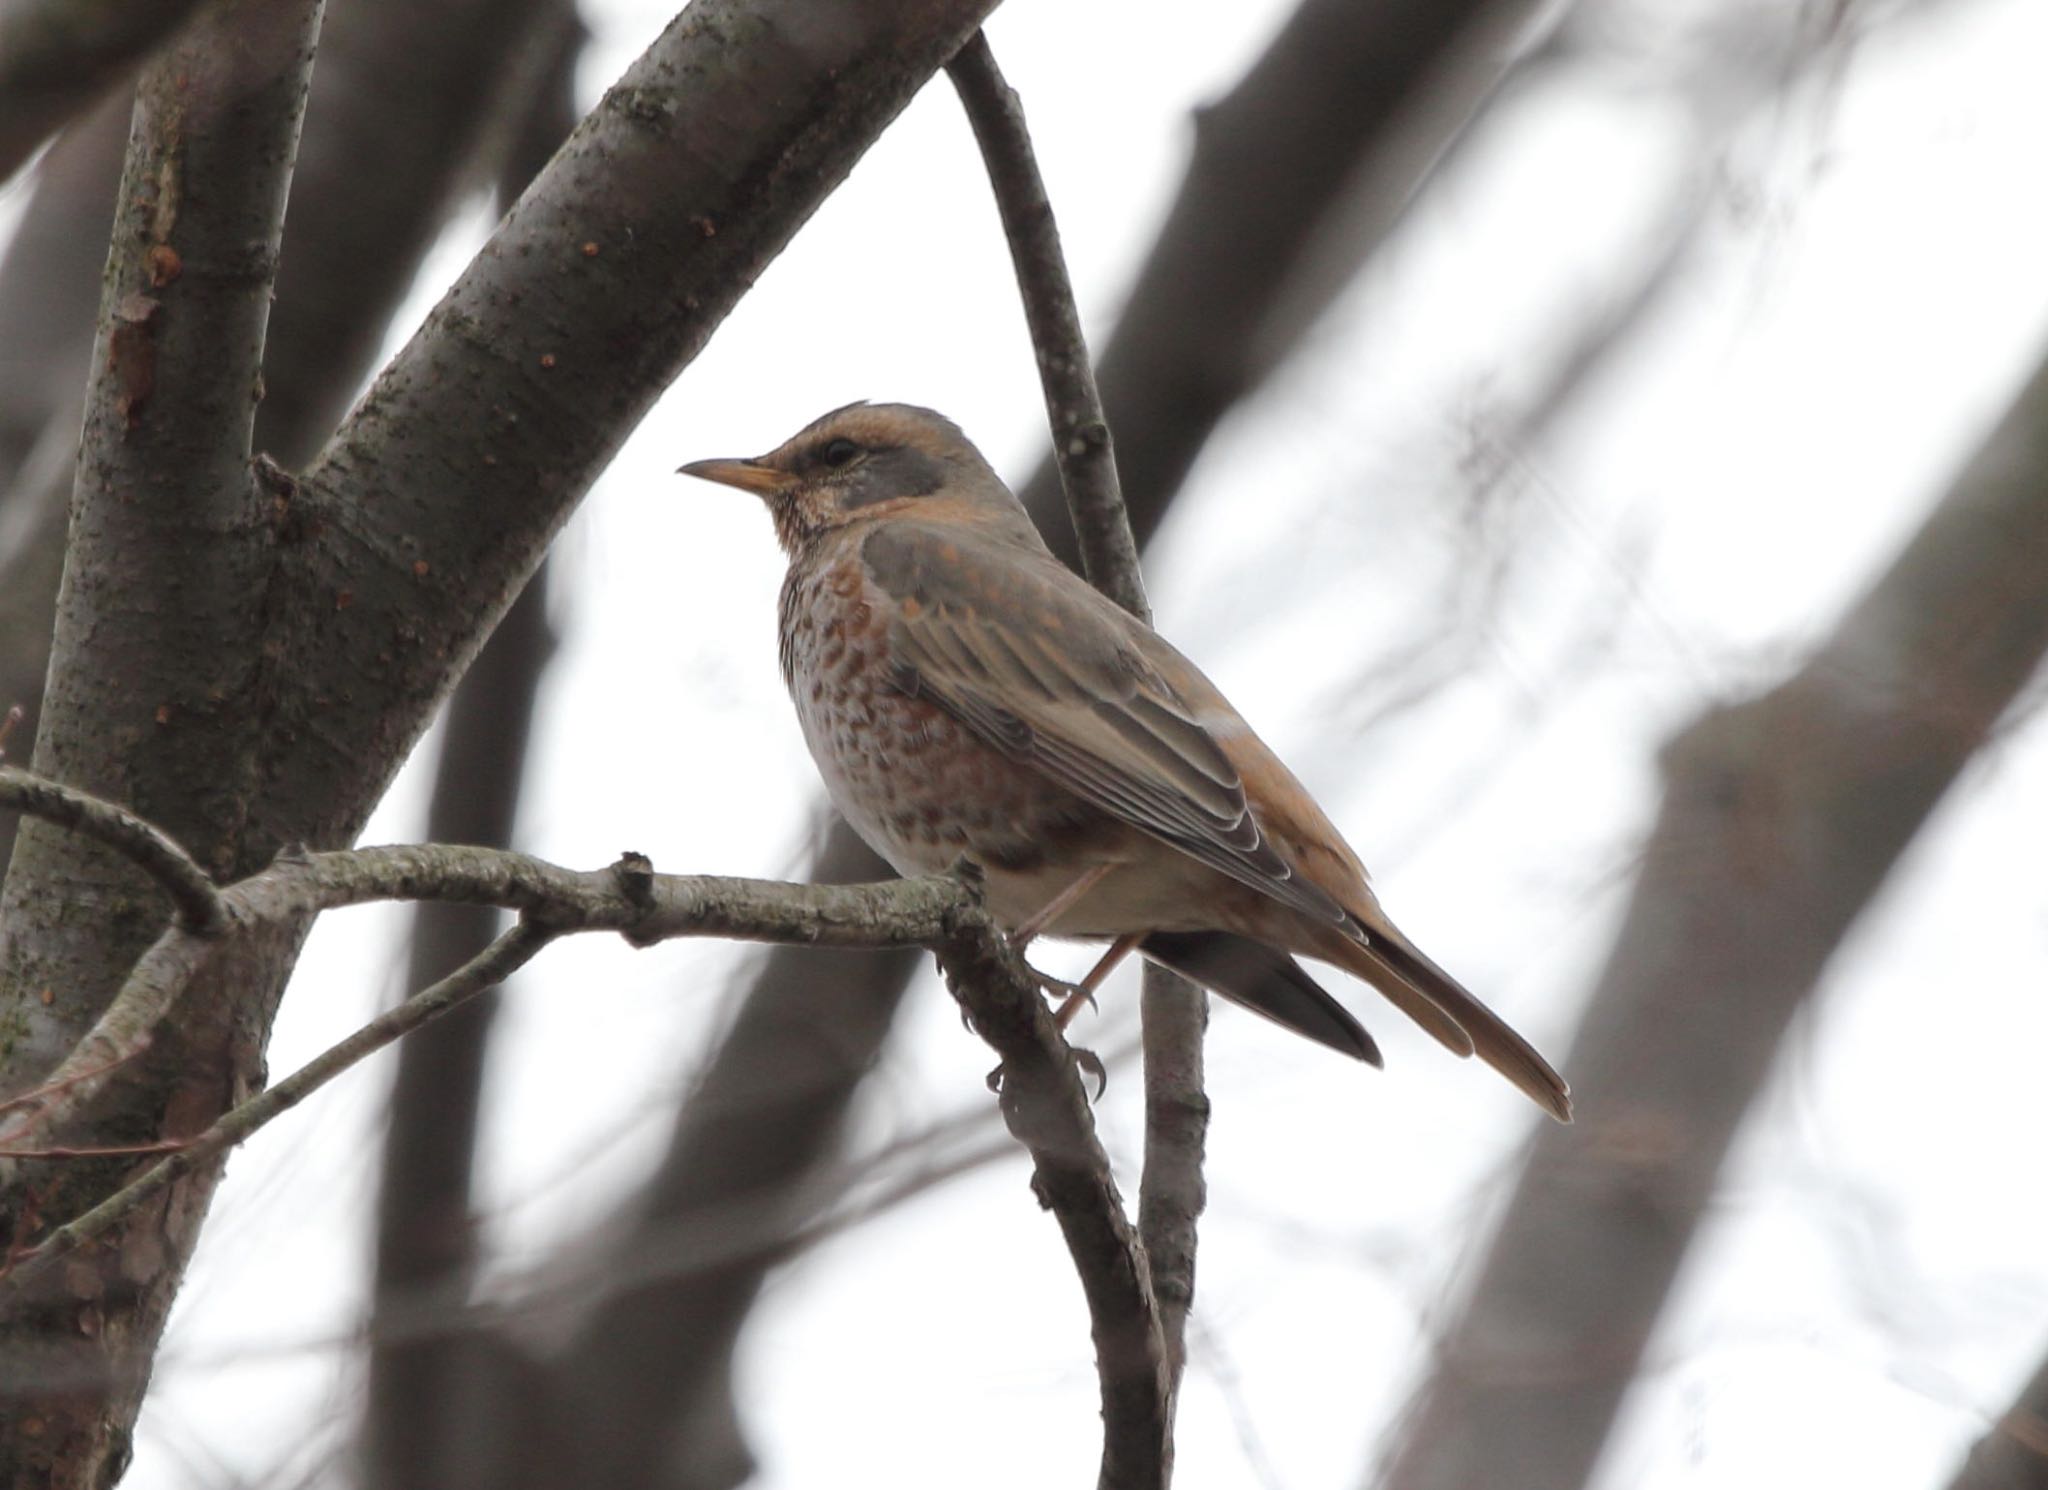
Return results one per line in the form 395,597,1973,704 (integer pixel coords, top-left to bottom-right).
0,0,208,184
1378,323,2048,1490
2,0,2043,1483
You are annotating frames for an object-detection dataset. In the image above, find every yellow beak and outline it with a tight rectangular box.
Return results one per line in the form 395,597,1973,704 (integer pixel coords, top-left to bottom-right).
677,456,797,496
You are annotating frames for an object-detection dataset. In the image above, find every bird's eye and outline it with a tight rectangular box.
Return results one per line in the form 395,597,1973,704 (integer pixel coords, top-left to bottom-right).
820,437,861,467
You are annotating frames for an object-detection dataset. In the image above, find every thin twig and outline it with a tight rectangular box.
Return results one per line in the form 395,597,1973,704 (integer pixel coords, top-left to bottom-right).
946,31,1145,617
0,1138,190,1159
0,822,1157,1395
0,922,554,1296
1138,969,1208,1388
0,1041,150,1119
0,844,979,1148
949,31,1206,1483
0,766,227,933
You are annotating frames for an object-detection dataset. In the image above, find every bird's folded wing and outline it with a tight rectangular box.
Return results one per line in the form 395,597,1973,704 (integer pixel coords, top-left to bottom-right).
861,523,1352,932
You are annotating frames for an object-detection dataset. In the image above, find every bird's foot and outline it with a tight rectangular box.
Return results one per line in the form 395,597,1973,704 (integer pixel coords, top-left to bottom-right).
1033,969,1098,1022
985,1045,1108,1101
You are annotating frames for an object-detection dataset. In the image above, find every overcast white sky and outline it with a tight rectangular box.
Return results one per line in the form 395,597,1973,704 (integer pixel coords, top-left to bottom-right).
61,0,2048,1484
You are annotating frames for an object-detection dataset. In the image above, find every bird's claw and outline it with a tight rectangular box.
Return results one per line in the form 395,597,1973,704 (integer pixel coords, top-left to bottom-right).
985,1046,1107,1102
1032,970,1095,1012
1073,1046,1107,1100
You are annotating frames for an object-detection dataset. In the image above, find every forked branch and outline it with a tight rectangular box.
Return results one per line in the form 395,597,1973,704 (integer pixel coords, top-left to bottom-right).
0,771,1162,1414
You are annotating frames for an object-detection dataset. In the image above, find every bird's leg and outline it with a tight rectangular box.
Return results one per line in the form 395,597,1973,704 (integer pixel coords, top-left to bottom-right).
992,933,1139,1101
1051,932,1142,1030
1009,862,1116,948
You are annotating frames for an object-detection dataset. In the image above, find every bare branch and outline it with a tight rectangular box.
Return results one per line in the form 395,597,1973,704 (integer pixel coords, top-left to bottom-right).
255,0,588,465
0,768,224,934
0,0,207,184
1379,322,2048,1490
1018,0,1549,561
1138,968,1207,1389
946,31,1143,616
14,0,325,979
541,823,915,1490
364,13,580,1478
4,844,979,1142
0,922,555,1296
936,911,1173,1488
948,35,1196,1471
0,3,1007,1474
0,826,1163,1465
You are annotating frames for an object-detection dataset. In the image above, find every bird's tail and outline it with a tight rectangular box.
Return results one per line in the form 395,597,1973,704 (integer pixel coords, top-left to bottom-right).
1139,931,1381,1067
1318,928,1572,1123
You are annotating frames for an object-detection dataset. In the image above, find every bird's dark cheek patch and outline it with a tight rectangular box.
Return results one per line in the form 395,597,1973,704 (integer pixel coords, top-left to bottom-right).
839,447,947,510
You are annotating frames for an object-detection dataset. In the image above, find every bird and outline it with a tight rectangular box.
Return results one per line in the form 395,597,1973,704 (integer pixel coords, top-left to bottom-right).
681,402,1571,1122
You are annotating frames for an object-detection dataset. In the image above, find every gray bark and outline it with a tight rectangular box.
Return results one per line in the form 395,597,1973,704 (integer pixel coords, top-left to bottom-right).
0,1,1000,1479
0,2,327,1481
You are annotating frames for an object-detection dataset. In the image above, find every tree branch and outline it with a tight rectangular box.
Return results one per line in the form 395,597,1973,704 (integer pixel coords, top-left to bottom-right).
10,0,325,1057
0,767,223,935
1379,321,2048,1490
0,3,1007,1476
946,31,1142,614
936,907,1173,1490
3,841,973,1143
1017,0,1548,564
0,822,1163,1463
363,12,579,1480
1,922,555,1296
542,823,915,1490
1137,966,1207,1390
948,34,1191,1476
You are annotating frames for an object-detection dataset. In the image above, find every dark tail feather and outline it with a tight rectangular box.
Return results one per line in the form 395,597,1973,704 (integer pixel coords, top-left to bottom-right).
1140,931,1381,1067
1333,931,1573,1124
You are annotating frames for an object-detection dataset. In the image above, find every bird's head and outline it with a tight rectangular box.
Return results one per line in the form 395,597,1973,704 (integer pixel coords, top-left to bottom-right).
680,402,1036,553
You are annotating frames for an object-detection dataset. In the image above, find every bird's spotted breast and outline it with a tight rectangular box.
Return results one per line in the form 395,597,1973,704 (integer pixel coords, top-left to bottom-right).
778,543,1091,880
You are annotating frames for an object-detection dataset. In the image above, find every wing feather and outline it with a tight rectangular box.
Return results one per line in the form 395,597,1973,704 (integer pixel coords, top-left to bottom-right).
864,523,1350,930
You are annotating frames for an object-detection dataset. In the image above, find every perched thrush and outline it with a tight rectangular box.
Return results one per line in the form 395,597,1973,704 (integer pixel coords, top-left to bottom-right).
682,403,1571,1122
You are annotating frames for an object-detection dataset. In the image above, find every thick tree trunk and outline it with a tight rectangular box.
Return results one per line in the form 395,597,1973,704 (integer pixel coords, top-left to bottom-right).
0,3,1000,1481
0,5,327,1481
